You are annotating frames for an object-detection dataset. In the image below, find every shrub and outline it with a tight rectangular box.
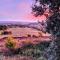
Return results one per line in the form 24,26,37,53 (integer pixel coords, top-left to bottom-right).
0,25,7,30
5,36,16,49
1,31,12,35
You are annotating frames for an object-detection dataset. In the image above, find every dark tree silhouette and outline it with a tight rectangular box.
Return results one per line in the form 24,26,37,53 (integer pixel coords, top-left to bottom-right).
32,0,60,60
32,0,60,16
32,0,60,36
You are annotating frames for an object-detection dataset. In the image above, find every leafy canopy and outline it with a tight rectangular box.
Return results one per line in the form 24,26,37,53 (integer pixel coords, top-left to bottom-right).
32,0,60,36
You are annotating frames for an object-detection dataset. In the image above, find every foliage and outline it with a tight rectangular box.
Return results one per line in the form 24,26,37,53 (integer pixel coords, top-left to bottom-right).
5,36,16,49
32,0,60,36
46,13,60,36
18,41,50,59
1,31,12,35
0,25,7,30
5,36,50,59
32,0,60,60
32,0,60,16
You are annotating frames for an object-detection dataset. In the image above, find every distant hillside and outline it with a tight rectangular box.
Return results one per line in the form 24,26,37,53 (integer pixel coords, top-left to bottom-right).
0,21,46,32
0,21,29,25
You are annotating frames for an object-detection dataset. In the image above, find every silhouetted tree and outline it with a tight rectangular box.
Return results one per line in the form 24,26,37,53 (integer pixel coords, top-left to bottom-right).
32,0,60,36
32,0,60,60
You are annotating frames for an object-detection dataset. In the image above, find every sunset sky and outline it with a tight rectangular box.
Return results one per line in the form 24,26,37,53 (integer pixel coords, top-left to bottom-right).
0,0,46,22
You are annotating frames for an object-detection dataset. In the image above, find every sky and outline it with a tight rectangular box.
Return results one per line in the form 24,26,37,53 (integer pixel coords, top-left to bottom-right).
0,0,46,22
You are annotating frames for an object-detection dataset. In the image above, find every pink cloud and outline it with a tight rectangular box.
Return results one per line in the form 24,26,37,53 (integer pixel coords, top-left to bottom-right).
23,13,46,22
